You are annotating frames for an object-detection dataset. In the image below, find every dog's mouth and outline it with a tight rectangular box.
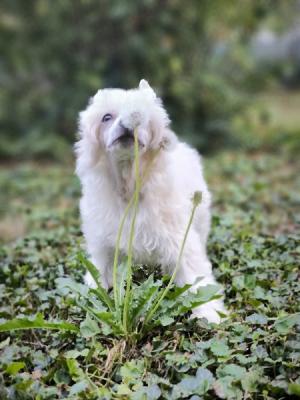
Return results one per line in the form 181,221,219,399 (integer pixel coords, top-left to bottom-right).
112,132,135,147
111,130,144,148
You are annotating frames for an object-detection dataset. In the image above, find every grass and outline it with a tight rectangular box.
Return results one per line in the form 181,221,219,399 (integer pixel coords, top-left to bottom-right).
0,148,299,399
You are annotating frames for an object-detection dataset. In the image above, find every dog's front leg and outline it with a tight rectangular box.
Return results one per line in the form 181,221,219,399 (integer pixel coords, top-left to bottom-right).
162,233,226,323
84,247,114,290
175,255,227,324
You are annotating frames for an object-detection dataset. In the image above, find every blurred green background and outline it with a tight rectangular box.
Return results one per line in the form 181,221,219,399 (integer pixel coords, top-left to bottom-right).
1,0,300,160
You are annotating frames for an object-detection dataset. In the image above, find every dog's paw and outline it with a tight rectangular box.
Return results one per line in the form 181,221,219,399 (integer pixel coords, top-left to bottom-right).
84,271,97,289
84,271,110,290
192,300,228,324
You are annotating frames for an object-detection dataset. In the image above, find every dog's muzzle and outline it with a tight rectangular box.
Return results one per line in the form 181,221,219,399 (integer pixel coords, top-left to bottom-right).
112,126,135,147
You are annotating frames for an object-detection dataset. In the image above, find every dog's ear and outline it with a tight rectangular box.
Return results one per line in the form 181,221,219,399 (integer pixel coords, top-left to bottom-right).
139,79,151,90
78,102,100,144
139,79,156,99
75,103,102,174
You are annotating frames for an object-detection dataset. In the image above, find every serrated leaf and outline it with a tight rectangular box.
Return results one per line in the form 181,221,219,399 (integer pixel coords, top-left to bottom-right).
76,300,122,334
78,254,114,310
166,283,192,300
56,255,113,310
159,284,221,318
56,277,89,297
0,314,78,333
129,275,162,326
77,253,100,286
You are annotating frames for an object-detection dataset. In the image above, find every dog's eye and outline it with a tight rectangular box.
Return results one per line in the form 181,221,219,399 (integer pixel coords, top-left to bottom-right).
102,113,112,122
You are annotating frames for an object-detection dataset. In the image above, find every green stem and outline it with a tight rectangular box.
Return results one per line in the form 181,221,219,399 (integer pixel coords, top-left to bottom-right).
112,138,160,329
123,129,141,334
142,198,200,329
112,195,134,316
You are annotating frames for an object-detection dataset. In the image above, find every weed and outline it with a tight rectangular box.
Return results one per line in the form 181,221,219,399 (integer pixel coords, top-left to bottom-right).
0,131,219,346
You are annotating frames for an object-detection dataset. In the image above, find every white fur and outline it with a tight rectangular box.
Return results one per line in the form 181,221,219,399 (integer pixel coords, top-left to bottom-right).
75,80,226,323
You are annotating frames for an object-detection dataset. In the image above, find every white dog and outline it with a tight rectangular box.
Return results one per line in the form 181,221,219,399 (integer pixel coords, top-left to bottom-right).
75,79,226,323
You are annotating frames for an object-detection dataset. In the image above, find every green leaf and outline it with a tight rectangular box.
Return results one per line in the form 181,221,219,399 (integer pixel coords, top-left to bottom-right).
210,339,231,357
120,360,144,385
162,284,221,317
232,276,245,290
116,384,132,396
76,301,122,334
117,261,129,305
241,370,260,393
56,277,89,297
132,384,161,400
6,361,26,375
65,349,89,359
217,364,246,380
80,313,100,338
0,314,78,333
244,274,256,289
158,315,175,326
88,308,123,334
189,284,221,305
78,253,114,311
214,376,243,400
246,313,268,325
66,358,84,380
78,252,100,286
172,367,214,398
129,275,162,327
69,380,88,395
288,383,300,396
274,313,300,334
0,337,10,349
166,283,192,300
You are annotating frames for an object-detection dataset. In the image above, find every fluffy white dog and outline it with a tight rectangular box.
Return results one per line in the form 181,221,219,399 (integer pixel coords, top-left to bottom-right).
75,79,226,323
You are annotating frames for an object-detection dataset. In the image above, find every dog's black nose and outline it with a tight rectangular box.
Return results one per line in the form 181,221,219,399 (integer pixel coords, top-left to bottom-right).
119,122,134,138
114,122,135,146
122,127,134,137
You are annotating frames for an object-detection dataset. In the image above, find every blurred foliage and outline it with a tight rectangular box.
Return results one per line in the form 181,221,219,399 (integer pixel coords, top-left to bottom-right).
0,0,298,160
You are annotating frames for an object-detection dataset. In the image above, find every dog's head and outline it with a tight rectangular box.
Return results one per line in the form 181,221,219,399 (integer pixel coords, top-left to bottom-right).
78,80,177,160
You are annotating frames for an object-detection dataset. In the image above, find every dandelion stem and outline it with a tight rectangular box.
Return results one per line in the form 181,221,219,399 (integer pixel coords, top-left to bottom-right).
123,129,141,334
142,192,201,328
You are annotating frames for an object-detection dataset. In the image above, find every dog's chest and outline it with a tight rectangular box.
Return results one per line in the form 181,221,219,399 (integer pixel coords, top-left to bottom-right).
115,190,183,258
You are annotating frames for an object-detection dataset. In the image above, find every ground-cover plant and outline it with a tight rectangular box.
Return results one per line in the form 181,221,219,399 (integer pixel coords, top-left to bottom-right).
0,149,299,399
0,131,221,346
